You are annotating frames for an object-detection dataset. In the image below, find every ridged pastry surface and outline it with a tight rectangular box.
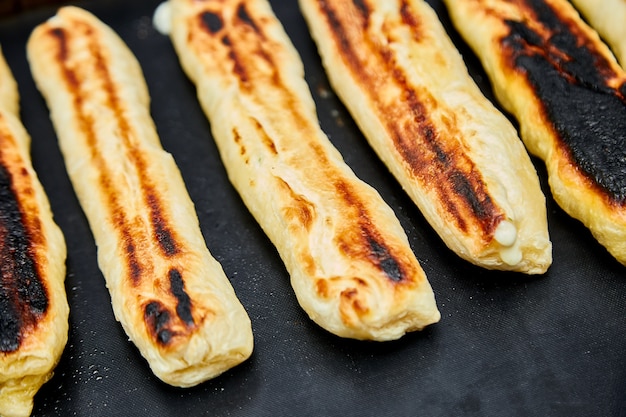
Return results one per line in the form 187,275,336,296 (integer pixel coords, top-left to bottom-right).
27,6,253,387
444,0,626,264
0,47,68,417
299,0,552,273
169,0,440,340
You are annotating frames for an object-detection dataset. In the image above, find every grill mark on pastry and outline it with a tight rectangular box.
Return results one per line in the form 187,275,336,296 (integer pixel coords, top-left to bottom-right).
232,128,250,164
144,301,174,345
49,25,183,265
0,135,48,353
87,35,182,259
146,193,179,257
47,22,197,342
236,2,260,34
399,0,420,33
498,0,626,204
192,1,416,283
251,117,278,155
334,180,408,283
224,34,250,85
169,269,194,326
352,0,371,25
49,26,145,283
315,0,505,238
366,236,402,282
144,268,200,345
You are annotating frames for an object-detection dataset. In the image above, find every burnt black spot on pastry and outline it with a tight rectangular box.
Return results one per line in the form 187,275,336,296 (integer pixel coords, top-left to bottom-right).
169,269,194,326
200,10,223,34
0,304,20,352
144,301,173,345
0,163,48,353
367,236,403,282
501,0,626,204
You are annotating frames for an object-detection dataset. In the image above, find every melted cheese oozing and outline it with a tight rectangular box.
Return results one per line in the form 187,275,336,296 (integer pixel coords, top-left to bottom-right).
494,220,517,247
493,220,522,265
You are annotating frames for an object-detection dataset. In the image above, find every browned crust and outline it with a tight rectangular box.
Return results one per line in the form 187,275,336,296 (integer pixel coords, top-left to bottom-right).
494,0,626,206
0,113,48,353
188,1,423,290
0,49,68,416
309,0,507,245
444,0,626,263
172,0,439,338
33,17,211,350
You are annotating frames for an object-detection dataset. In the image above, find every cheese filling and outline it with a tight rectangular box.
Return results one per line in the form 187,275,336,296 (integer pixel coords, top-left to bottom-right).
494,220,522,266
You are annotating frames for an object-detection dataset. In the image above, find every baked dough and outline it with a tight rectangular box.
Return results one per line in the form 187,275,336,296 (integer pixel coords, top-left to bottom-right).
0,47,68,417
570,0,626,68
27,6,253,387
168,0,440,340
444,0,626,265
299,0,552,273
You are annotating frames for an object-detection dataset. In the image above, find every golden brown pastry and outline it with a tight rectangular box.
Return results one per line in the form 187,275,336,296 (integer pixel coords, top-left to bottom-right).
444,0,626,265
167,0,440,341
27,6,253,387
299,0,552,273
0,47,68,417
570,0,626,68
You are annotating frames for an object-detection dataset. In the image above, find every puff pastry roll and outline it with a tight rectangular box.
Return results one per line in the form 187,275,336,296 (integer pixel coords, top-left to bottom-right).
570,0,626,68
299,0,552,273
167,0,440,340
27,6,253,387
444,0,626,265
0,47,68,417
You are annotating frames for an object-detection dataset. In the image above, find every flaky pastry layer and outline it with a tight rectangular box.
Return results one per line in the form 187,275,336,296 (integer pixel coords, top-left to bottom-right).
0,47,68,417
444,0,626,265
27,6,253,387
168,0,440,340
300,0,552,273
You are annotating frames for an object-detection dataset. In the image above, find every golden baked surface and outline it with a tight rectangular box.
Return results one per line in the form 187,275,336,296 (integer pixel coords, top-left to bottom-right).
444,0,626,264
299,0,552,273
570,0,626,68
169,0,440,341
27,6,253,387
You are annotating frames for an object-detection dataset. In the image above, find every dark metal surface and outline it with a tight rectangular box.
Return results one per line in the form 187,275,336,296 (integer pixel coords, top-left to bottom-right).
0,1,624,416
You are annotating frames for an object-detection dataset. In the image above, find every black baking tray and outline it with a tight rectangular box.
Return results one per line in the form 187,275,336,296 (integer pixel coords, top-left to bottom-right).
0,1,624,416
